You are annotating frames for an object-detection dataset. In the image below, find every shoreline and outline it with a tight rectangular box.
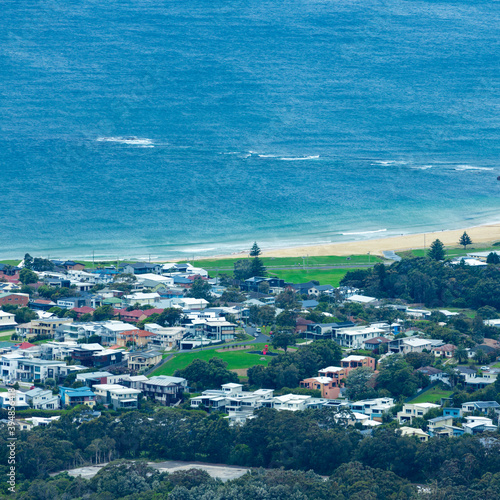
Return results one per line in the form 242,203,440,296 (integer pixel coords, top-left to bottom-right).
3,223,500,265
193,223,500,260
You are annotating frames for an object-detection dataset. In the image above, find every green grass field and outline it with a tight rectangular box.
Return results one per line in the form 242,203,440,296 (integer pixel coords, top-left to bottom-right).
0,331,15,342
152,343,277,377
268,268,356,286
397,245,499,260
192,254,382,271
408,386,455,404
0,260,21,266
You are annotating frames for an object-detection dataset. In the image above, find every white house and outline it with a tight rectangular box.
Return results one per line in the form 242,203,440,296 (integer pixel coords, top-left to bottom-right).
24,388,60,410
334,326,385,349
0,389,29,410
0,311,16,330
92,383,141,410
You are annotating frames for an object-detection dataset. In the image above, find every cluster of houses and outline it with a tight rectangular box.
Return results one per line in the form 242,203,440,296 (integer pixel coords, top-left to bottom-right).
189,381,500,433
0,369,188,417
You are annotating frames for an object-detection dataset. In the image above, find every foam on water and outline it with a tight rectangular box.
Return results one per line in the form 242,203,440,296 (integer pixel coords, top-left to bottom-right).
342,229,388,236
454,165,494,171
280,155,320,161
97,137,154,146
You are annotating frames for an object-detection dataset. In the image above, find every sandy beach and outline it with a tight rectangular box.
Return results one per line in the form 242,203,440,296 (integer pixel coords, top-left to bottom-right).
188,223,500,261
257,224,500,258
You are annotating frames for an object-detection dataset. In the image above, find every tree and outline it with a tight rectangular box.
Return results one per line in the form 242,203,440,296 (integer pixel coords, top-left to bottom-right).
19,268,38,285
486,252,500,264
454,346,468,364
174,357,238,391
459,231,472,250
271,331,296,353
345,367,377,401
249,257,266,278
427,239,445,261
24,253,33,270
187,277,212,301
32,257,54,271
250,242,262,257
93,305,114,321
233,259,252,281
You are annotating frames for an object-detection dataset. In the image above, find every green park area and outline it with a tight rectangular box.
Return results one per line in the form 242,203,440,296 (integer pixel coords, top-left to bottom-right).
268,268,353,287
397,244,499,260
193,254,382,271
408,386,455,405
151,343,278,377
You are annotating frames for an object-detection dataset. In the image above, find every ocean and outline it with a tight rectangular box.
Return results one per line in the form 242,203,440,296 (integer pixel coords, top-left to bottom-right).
1,0,499,260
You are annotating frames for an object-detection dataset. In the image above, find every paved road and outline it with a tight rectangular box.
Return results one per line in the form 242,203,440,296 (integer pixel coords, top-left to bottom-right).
383,251,402,262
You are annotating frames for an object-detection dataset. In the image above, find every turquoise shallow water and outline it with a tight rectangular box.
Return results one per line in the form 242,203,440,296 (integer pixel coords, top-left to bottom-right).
1,0,499,259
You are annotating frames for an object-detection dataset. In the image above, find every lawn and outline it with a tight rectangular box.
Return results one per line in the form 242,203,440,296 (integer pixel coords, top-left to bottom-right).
397,245,499,260
192,254,382,271
268,268,355,287
151,343,277,377
0,331,14,342
408,386,455,404
0,260,21,266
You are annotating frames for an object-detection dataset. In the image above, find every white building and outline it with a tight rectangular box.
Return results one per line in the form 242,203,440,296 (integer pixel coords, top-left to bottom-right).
24,388,60,410
92,383,141,410
334,326,386,349
123,292,160,306
144,324,185,350
0,311,16,330
397,403,440,425
0,389,29,410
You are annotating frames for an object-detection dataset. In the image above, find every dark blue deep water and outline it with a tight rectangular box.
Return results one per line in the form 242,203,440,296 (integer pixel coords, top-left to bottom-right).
1,0,499,259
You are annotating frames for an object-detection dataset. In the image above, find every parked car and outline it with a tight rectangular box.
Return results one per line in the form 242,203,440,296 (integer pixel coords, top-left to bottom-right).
480,366,490,371
256,328,261,333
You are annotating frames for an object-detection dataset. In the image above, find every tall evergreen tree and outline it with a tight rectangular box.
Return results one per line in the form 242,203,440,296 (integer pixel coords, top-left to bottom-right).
458,231,472,249
23,253,33,270
427,239,445,261
250,242,262,257
250,256,266,278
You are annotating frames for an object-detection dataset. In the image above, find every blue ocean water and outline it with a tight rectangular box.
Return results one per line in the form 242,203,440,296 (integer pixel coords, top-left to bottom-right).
1,0,499,260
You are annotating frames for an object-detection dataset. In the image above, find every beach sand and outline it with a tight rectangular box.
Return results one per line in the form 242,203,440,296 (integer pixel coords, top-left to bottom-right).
257,223,500,258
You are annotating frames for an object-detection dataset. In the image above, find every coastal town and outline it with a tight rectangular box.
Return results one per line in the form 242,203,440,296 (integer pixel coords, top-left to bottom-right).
1,241,500,497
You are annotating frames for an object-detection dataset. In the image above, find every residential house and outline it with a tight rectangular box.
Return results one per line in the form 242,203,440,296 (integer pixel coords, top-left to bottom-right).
349,398,395,421
123,292,160,307
334,326,386,349
308,285,335,297
397,403,440,425
0,311,16,330
240,277,285,293
300,376,339,399
0,292,29,307
427,416,454,437
127,350,162,371
28,299,57,311
461,401,500,415
417,366,450,385
57,297,87,309
59,386,96,407
144,324,185,350
463,416,498,434
0,390,29,410
72,306,95,318
443,408,462,418
304,321,355,341
432,344,457,358
346,294,377,305
138,375,188,405
92,383,141,410
76,371,118,387
399,426,429,442
91,349,124,368
271,394,312,411
24,388,60,410
122,263,162,275
98,321,139,345
16,318,74,339
116,329,155,347
1,355,80,383
364,336,391,352
341,355,376,373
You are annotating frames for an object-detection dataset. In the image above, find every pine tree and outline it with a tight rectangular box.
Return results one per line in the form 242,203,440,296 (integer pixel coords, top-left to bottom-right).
427,239,445,261
250,256,266,278
250,242,262,257
458,231,472,250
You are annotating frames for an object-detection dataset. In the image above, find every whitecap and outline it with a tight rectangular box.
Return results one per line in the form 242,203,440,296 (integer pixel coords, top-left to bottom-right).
280,155,320,161
342,229,387,235
454,165,494,171
411,165,433,170
97,136,154,146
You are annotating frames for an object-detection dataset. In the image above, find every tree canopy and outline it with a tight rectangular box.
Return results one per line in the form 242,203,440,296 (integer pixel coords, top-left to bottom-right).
427,239,445,261
459,231,472,249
